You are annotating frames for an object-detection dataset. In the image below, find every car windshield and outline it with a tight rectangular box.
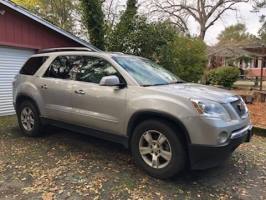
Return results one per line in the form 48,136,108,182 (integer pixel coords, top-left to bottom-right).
113,56,184,86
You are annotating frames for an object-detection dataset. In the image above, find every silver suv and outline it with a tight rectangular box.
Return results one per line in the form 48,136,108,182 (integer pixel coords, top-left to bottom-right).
13,48,253,179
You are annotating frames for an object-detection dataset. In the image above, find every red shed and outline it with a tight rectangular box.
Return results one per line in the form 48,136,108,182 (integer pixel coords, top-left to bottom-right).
0,0,97,115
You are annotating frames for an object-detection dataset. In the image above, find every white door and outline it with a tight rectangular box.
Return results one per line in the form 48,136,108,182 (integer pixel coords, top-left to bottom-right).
0,46,34,116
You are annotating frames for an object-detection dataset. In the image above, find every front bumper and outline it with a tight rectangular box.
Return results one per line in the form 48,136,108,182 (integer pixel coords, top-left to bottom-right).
188,125,253,170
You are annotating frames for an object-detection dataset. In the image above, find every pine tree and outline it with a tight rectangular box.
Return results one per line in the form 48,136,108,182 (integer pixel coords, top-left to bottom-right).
119,0,137,26
80,0,105,50
107,0,138,52
255,1,266,42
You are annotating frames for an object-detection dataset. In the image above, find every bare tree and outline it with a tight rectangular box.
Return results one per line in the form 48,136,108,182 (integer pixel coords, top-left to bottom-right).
150,0,249,40
103,0,125,27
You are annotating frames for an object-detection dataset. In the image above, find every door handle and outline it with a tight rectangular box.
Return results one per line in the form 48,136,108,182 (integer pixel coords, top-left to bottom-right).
41,84,48,89
75,90,85,95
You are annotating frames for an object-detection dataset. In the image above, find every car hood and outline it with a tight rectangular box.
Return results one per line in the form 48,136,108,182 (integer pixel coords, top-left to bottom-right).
149,83,238,103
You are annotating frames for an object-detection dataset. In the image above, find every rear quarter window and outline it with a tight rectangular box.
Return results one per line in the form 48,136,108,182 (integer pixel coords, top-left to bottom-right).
20,56,48,75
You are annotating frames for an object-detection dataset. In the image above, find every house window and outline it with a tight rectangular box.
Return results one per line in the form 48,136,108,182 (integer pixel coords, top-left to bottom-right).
255,58,258,68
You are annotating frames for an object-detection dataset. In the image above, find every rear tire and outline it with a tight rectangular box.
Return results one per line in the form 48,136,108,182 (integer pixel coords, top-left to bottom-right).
131,119,186,179
17,100,43,137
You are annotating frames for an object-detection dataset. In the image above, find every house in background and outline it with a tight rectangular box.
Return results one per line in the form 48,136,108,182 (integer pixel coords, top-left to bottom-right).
0,0,97,116
208,44,266,69
242,45,266,78
208,43,266,91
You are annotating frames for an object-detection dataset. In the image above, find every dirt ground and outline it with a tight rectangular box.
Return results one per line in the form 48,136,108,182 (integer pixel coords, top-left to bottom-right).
234,80,266,90
0,116,265,200
247,103,266,128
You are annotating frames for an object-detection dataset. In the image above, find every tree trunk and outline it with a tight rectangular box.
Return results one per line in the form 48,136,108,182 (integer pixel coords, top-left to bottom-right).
199,27,206,40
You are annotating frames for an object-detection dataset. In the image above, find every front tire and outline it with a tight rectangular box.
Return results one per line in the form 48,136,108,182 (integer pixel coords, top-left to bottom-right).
17,100,43,137
131,120,186,179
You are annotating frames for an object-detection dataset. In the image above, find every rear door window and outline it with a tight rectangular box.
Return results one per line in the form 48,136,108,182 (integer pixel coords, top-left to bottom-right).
20,56,48,75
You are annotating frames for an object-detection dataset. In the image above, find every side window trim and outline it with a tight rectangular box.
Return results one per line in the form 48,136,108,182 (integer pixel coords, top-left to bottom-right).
40,76,74,82
41,56,60,79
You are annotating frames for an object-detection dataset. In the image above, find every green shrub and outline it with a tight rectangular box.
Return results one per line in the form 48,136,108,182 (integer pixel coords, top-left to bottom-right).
158,37,207,82
207,66,240,88
107,17,178,59
107,16,207,83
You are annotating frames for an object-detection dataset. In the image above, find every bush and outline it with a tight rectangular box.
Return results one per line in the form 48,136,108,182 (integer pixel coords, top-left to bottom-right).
107,17,178,59
158,37,207,82
207,66,240,88
107,17,207,82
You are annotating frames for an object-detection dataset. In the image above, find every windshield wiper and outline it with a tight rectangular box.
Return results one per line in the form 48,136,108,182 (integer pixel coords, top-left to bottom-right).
169,81,185,84
142,83,169,87
142,81,185,87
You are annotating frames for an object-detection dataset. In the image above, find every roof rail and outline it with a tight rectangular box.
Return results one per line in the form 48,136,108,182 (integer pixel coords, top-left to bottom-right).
38,47,97,54
109,52,124,55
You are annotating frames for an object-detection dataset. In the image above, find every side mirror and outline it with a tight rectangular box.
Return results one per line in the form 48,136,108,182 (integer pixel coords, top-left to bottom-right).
99,75,125,88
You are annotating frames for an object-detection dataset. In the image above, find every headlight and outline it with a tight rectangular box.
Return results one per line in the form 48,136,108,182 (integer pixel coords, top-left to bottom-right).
191,99,231,121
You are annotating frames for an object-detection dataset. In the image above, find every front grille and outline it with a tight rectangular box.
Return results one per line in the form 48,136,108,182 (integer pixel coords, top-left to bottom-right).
230,99,247,117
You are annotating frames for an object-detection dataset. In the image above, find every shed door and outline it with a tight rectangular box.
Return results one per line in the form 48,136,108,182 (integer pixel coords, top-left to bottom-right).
0,46,34,116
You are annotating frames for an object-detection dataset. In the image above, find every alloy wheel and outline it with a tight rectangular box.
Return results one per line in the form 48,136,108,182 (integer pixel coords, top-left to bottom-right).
139,130,172,169
21,107,35,131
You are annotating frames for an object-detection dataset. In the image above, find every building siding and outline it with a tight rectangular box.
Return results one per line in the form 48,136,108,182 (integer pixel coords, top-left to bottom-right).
0,46,34,116
0,4,83,50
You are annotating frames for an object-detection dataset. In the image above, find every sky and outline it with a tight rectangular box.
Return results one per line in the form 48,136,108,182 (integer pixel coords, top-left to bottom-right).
105,0,266,45
195,2,266,45
136,1,266,45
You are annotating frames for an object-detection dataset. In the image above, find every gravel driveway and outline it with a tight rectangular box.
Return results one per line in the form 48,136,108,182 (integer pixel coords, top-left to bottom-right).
0,116,265,200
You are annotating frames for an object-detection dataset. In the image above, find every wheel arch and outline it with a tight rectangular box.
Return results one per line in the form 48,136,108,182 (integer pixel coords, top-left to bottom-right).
127,110,191,146
15,94,41,115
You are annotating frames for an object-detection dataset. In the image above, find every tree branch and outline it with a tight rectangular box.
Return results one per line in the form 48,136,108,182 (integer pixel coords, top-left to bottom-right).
150,0,250,40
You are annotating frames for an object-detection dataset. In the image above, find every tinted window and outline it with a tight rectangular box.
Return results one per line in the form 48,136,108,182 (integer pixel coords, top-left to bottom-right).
20,56,48,75
44,56,124,84
74,57,122,84
44,56,80,79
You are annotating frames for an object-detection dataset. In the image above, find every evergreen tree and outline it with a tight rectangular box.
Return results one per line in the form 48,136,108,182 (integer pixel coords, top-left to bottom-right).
119,0,137,25
254,1,266,42
107,0,138,52
80,0,105,50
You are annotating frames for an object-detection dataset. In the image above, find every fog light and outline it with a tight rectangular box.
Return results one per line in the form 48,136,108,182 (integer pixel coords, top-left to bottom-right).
218,132,229,144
